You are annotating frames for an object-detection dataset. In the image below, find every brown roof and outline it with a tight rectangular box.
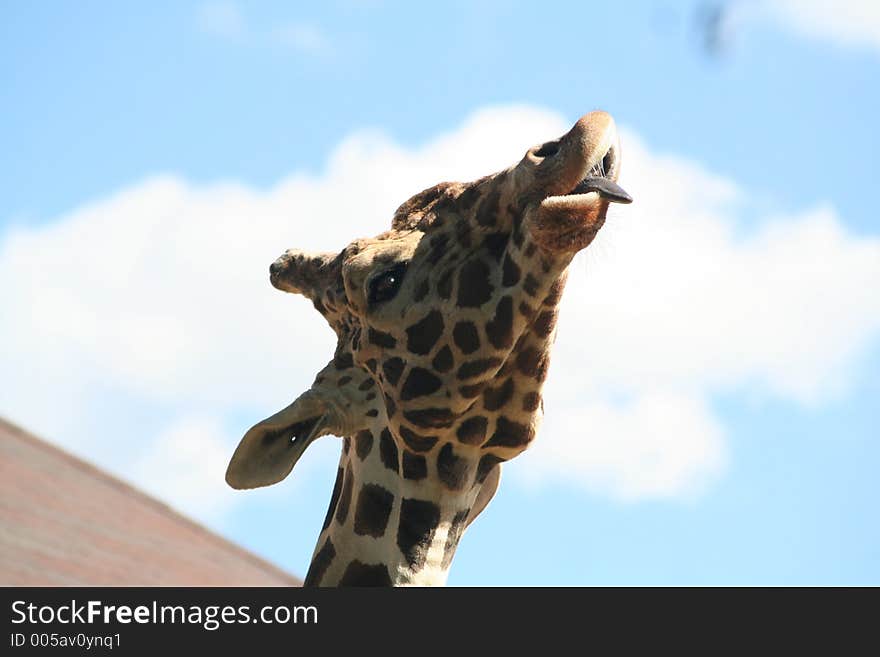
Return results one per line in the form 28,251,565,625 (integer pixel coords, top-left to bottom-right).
0,417,300,586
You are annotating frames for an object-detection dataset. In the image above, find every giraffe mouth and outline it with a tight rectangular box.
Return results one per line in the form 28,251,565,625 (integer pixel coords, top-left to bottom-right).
560,150,632,205
539,142,632,216
531,140,631,251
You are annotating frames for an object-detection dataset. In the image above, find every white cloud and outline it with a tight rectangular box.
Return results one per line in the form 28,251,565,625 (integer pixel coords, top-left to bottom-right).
129,415,241,522
557,130,880,405
517,127,880,498
126,414,339,524
196,1,245,40
2,105,878,520
520,393,727,501
271,23,330,55
734,0,880,52
197,1,331,54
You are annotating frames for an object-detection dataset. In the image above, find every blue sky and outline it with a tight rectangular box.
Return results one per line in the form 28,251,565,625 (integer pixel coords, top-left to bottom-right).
2,1,878,585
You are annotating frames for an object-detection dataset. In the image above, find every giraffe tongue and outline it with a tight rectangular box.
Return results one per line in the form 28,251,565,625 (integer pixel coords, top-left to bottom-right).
567,177,633,204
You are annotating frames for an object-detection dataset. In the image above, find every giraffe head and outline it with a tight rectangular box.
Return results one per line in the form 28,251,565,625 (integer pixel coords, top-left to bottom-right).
228,110,630,536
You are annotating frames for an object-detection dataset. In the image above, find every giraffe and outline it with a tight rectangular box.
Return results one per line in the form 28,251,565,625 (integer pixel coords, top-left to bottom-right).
226,111,632,586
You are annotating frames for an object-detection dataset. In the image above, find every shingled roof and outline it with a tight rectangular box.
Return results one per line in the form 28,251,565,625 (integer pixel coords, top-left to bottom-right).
0,417,300,586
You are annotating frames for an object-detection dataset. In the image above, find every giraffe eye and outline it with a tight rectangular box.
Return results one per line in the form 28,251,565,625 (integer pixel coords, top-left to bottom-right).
368,262,408,305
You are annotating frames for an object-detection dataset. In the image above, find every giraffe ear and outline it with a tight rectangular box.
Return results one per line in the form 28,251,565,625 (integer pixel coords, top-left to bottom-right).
269,248,339,304
225,395,328,490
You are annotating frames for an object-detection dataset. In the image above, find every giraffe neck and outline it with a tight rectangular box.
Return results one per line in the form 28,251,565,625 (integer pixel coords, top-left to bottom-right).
304,232,575,586
304,423,482,586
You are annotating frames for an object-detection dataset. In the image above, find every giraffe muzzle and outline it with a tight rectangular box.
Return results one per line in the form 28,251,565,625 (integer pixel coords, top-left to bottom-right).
526,111,632,252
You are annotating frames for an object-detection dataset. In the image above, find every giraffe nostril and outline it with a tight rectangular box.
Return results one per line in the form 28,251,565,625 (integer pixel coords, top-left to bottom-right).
602,146,616,177
533,139,561,158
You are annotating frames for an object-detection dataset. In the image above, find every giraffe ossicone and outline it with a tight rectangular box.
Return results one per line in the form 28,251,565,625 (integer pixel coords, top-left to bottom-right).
226,111,632,586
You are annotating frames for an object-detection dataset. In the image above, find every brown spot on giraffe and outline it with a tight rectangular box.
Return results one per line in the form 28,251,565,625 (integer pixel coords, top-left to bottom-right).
453,321,481,354
378,428,400,472
406,310,445,355
431,345,454,373
304,538,336,586
353,484,395,538
354,429,373,460
456,416,488,445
